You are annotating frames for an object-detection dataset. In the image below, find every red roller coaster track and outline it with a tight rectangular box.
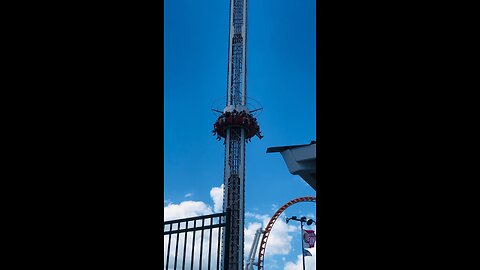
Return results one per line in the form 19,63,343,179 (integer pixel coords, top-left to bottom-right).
256,196,316,270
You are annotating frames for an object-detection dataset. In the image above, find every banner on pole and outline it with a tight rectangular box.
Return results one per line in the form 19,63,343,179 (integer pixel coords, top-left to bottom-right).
303,229,316,248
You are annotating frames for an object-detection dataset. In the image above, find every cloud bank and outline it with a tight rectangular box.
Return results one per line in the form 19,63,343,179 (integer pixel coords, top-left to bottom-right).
209,184,224,213
163,185,315,270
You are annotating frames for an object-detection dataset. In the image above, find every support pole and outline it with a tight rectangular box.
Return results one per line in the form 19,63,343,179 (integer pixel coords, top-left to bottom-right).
301,221,305,270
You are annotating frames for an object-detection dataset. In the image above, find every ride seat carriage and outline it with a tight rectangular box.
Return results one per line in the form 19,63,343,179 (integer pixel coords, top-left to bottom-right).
213,111,262,140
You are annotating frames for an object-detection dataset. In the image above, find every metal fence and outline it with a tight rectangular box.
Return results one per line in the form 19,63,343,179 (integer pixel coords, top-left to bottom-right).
164,209,230,270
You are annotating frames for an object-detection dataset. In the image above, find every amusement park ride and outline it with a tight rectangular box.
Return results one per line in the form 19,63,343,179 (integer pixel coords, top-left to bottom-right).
211,0,262,269
247,197,316,270
212,1,316,269
163,0,315,269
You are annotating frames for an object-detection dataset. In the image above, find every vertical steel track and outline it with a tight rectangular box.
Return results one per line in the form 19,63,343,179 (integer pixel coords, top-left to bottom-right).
221,1,249,270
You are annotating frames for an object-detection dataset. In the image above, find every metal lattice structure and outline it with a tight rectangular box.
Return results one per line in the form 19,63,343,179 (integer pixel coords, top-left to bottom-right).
212,1,262,269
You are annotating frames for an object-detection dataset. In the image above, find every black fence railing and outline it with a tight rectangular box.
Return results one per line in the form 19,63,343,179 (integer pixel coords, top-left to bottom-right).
164,209,230,270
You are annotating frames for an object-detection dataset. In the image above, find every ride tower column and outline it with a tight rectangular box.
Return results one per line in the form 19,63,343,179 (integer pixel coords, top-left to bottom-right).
212,0,262,269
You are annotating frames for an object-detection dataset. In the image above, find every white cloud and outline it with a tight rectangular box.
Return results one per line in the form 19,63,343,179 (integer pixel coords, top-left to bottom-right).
164,200,213,221
210,184,224,213
283,246,316,270
185,193,193,198
269,257,281,269
263,216,297,255
245,212,297,256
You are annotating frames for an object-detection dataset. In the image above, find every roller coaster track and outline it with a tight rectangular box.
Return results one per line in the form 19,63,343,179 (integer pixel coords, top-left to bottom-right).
256,196,316,270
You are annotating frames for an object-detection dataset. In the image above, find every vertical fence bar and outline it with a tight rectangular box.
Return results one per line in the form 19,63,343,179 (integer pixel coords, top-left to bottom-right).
199,218,205,270
182,221,188,270
216,215,222,270
166,223,172,270
207,217,213,270
174,222,180,270
190,220,196,270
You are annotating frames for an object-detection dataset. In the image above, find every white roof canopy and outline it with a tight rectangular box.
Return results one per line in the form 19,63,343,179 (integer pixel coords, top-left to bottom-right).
267,141,316,191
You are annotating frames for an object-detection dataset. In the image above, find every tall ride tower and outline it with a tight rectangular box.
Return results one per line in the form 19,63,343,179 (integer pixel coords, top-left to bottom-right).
212,0,262,269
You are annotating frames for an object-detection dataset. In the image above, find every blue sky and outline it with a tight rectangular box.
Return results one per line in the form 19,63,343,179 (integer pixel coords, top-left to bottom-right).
164,0,316,269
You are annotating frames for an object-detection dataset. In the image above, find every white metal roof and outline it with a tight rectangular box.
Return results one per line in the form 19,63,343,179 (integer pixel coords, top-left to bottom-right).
267,141,316,190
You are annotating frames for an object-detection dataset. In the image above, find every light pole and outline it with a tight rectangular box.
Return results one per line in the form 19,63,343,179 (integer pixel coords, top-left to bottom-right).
286,216,316,270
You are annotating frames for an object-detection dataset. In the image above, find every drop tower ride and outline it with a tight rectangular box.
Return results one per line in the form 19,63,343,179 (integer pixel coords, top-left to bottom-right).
212,0,262,269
